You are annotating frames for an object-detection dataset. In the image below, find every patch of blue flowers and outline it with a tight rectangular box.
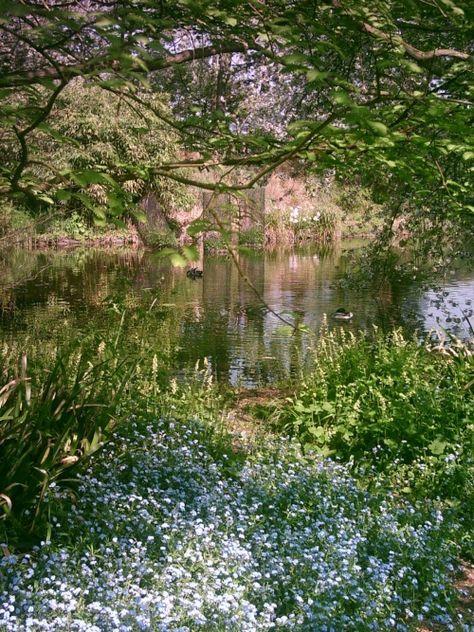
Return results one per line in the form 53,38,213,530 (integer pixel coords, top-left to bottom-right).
0,417,470,630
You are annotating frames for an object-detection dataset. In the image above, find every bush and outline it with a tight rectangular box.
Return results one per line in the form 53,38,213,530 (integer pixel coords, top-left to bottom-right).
0,202,33,239
277,328,473,464
47,211,95,240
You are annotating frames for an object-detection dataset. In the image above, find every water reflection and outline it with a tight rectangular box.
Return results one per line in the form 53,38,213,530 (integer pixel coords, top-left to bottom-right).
1,243,473,386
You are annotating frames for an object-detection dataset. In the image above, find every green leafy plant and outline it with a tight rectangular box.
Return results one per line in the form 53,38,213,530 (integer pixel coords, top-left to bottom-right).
275,328,474,557
239,226,264,246
0,346,135,547
48,211,95,240
277,328,474,464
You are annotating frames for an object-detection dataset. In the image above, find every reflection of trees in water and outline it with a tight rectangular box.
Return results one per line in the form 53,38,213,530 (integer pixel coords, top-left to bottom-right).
2,246,473,386
0,249,145,338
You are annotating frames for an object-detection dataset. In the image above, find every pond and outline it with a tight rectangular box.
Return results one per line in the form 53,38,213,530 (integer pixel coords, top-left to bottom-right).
1,241,473,387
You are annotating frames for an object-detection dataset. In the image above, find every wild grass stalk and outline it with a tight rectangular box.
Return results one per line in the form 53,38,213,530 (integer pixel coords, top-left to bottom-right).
0,341,136,547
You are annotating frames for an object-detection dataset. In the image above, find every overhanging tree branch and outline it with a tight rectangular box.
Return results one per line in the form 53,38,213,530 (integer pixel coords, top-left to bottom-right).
0,42,250,88
362,22,470,61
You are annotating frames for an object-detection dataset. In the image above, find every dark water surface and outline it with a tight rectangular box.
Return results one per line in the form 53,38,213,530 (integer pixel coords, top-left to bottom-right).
1,242,473,386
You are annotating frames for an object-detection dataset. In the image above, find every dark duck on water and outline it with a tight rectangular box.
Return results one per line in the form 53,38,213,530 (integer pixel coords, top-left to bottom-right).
186,267,203,279
332,308,353,320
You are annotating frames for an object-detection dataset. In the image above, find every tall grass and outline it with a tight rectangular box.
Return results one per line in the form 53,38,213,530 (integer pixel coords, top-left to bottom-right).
0,339,138,547
0,316,232,549
265,203,341,246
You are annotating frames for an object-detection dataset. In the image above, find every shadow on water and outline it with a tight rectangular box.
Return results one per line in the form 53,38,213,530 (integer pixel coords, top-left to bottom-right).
1,241,473,387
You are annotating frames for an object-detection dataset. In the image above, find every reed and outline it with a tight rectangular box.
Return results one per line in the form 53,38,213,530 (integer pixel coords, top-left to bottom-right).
0,344,135,547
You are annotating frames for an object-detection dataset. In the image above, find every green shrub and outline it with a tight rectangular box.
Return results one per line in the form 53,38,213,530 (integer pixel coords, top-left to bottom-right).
334,184,385,237
239,226,264,246
277,328,474,464
48,211,95,239
146,228,177,249
0,202,33,238
276,328,474,557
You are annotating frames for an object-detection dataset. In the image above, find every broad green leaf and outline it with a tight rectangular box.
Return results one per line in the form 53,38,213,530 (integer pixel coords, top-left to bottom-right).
132,209,147,223
55,189,72,202
169,253,187,268
428,438,448,455
367,121,388,136
182,245,199,262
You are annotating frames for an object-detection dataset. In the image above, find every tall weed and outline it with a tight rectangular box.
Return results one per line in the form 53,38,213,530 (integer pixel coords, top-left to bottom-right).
0,344,135,547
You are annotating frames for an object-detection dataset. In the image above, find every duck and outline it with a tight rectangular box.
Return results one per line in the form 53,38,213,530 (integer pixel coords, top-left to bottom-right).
332,308,353,320
186,267,203,279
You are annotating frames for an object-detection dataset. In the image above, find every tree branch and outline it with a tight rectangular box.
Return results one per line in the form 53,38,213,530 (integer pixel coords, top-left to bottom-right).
363,22,470,61
10,81,67,190
0,42,250,88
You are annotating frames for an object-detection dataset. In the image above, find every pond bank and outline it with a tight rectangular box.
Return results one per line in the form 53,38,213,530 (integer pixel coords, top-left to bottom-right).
0,413,472,631
1,315,473,629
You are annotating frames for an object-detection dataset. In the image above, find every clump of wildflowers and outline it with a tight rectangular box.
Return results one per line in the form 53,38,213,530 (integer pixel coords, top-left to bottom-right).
0,417,469,630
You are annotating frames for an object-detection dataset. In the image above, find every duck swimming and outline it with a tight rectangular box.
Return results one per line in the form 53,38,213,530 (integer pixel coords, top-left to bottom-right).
332,308,353,320
186,267,203,279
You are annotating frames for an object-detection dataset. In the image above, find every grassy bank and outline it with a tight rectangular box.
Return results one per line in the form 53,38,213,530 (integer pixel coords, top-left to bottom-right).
1,175,386,253
1,326,473,629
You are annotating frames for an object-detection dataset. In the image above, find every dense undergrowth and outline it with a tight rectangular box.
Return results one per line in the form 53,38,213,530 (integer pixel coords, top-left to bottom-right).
0,324,473,629
0,411,470,630
275,327,474,559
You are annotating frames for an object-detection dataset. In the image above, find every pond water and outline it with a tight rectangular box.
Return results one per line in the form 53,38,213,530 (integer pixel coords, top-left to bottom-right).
1,241,473,387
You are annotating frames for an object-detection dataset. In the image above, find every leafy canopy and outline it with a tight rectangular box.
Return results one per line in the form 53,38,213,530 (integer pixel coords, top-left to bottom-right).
0,0,472,224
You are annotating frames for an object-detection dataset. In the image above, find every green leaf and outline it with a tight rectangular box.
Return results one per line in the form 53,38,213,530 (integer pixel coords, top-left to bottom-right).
282,53,308,66
306,69,329,83
403,61,424,74
367,121,388,136
182,245,199,262
92,206,106,220
55,189,72,202
169,253,187,268
132,209,147,223
187,219,212,236
72,170,115,187
428,438,447,455
333,91,352,106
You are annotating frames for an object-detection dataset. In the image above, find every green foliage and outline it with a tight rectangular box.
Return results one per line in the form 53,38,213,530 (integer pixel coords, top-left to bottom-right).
292,206,341,242
239,226,264,246
278,328,474,464
0,202,33,238
145,229,177,250
0,346,135,547
276,328,474,556
203,234,228,253
0,0,471,252
47,211,95,240
265,202,342,245
0,295,231,547
334,184,385,237
42,83,187,221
